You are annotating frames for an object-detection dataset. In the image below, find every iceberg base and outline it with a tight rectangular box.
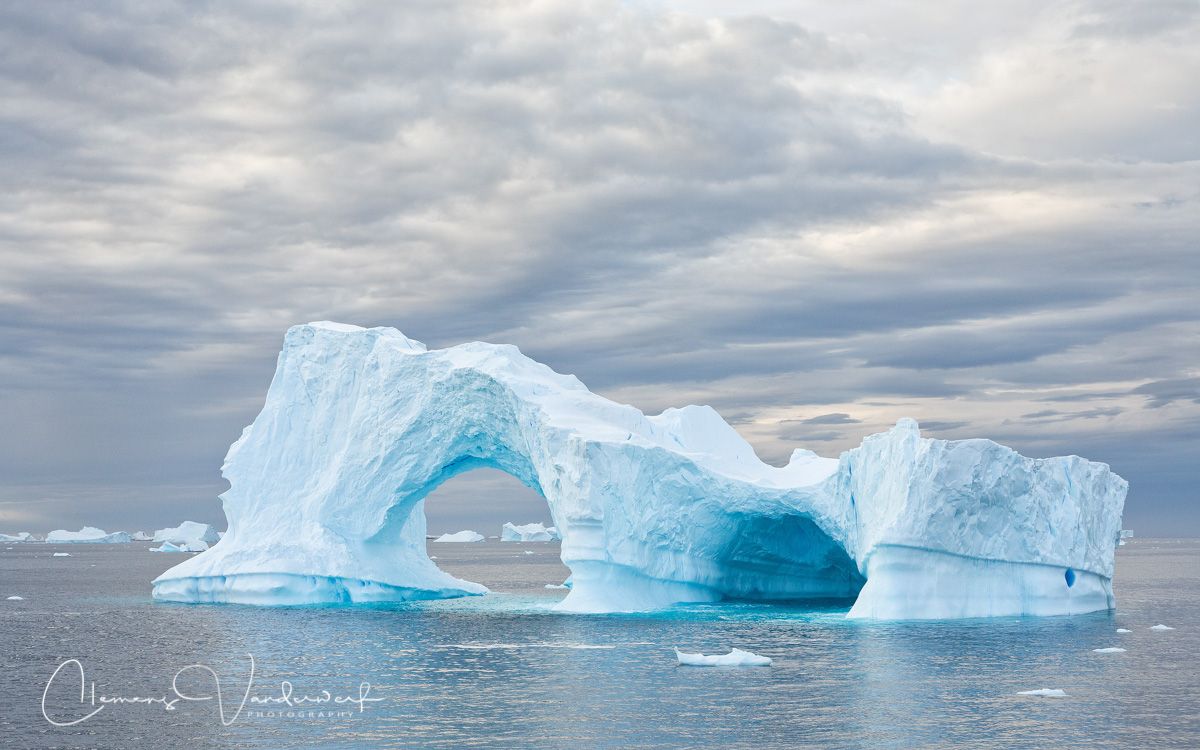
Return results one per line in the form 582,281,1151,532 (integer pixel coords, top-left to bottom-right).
846,545,1114,620
152,573,487,606
554,562,721,613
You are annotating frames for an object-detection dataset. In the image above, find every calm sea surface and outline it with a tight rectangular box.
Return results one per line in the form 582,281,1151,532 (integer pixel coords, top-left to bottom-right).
1,539,1196,749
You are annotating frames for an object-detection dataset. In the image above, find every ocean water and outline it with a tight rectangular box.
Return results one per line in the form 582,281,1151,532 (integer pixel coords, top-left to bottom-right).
1,539,1197,749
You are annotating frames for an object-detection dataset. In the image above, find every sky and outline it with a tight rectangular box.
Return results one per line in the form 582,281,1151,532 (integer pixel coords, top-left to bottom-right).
0,0,1196,536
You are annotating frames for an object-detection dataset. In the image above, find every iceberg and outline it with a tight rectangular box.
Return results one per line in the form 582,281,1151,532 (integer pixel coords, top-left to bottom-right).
675,648,772,666
1092,647,1126,653
0,532,32,543
52,552,70,557
153,521,221,551
131,531,152,541
153,323,1127,618
46,527,131,544
1116,628,1132,633
1149,624,1174,631
6,595,23,601
151,541,206,553
432,530,484,543
501,522,559,542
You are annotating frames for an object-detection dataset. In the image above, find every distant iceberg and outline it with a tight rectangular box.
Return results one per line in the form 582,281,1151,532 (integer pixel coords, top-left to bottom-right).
153,521,220,551
1093,647,1126,653
1150,624,1174,631
500,522,559,542
433,530,484,543
0,532,32,543
131,531,152,541
46,527,131,544
675,648,772,667
151,541,205,553
153,323,1127,618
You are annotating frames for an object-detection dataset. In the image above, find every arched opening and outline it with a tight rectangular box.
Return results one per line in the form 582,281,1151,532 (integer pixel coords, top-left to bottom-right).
422,467,568,595
424,467,551,537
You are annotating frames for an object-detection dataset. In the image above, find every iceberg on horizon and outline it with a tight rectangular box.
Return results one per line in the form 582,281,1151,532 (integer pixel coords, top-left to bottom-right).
433,530,484,543
0,532,33,543
47,527,131,544
131,531,152,541
500,522,559,542
152,322,1127,618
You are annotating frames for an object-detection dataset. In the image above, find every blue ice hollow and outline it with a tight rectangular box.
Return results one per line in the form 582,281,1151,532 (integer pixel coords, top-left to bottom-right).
152,322,1127,619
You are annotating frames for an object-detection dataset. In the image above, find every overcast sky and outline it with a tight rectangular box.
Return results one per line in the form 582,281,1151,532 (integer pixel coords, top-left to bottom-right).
0,0,1196,536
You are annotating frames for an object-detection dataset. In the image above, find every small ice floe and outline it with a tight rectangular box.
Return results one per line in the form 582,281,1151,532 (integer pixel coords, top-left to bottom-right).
545,583,569,589
675,648,772,667
1150,624,1175,631
524,550,535,555
1116,628,1132,633
429,556,438,560
1092,647,1126,653
1017,689,1067,698
6,596,23,601
52,552,71,557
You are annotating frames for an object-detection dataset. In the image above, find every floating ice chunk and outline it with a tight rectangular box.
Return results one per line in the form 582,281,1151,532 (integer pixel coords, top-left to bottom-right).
46,527,131,544
52,552,71,557
1116,628,1132,633
500,522,560,542
675,648,772,666
433,530,484,543
1017,689,1067,698
6,595,23,600
524,550,535,555
153,522,220,551
1092,647,1126,653
1150,624,1174,631
545,584,569,589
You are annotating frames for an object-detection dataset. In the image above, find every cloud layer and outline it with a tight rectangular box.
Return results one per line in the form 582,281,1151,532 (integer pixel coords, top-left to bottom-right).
0,0,1196,534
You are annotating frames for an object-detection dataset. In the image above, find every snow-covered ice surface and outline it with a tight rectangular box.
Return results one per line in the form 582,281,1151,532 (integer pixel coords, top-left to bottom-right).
46,527,131,544
1017,689,1067,698
434,530,485,543
501,522,559,542
131,530,152,541
675,647,772,666
153,322,1127,618
0,532,32,542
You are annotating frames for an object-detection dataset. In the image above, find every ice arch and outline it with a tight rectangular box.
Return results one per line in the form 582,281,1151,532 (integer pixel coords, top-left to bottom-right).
153,323,1127,619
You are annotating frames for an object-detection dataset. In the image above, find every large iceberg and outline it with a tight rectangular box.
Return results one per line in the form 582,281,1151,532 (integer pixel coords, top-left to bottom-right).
153,322,1126,619
47,527,131,544
500,522,559,542
0,532,33,543
153,521,221,551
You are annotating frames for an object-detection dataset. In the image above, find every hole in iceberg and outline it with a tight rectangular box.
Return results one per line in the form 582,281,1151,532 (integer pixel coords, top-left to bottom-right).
1064,568,1076,588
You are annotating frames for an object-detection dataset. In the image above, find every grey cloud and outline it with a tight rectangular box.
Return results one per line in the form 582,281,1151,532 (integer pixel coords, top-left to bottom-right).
1133,377,1200,408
